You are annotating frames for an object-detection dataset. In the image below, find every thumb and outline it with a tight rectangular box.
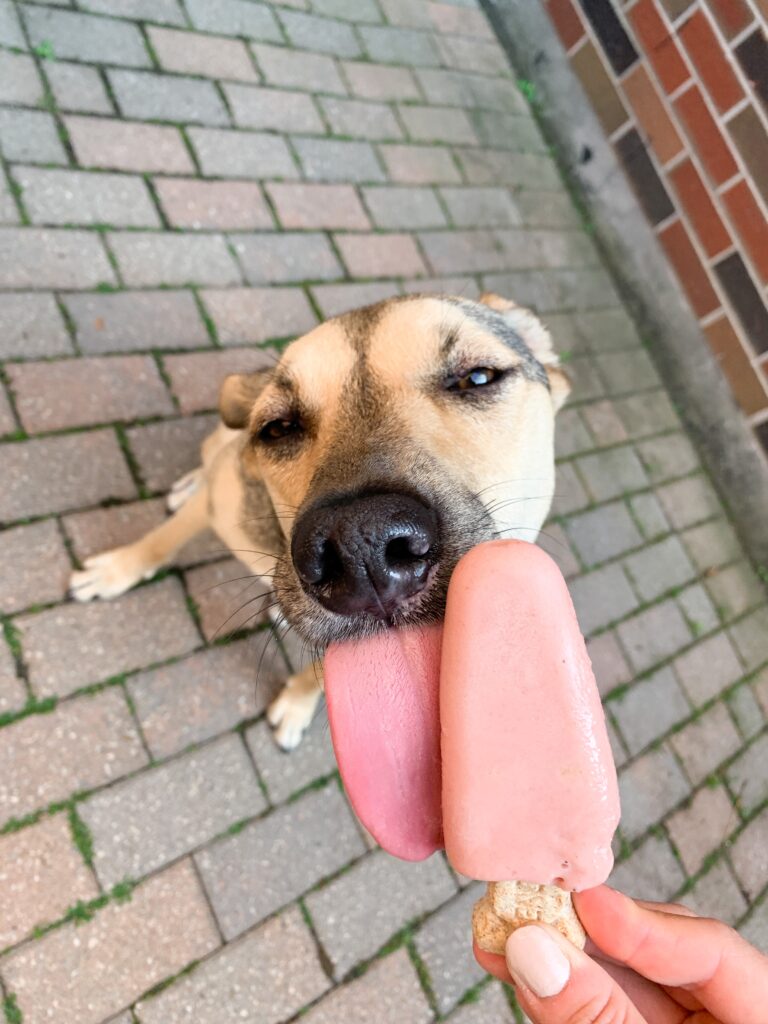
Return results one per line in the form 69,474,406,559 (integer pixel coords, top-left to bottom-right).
504,924,648,1024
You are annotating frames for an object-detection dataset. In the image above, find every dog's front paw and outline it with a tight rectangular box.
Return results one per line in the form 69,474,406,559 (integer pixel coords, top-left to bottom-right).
267,684,317,751
69,548,148,602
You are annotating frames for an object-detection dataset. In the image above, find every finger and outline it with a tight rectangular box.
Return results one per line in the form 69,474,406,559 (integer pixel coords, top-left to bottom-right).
575,886,768,1024
593,956,688,1022
501,924,650,1024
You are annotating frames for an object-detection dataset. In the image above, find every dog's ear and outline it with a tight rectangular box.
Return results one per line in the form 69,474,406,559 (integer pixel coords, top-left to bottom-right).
219,370,272,429
479,292,571,411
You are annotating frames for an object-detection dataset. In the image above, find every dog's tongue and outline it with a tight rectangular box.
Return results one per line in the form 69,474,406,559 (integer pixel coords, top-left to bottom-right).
324,625,443,861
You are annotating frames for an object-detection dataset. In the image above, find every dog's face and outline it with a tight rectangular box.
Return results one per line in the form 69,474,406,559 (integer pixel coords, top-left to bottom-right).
220,293,569,648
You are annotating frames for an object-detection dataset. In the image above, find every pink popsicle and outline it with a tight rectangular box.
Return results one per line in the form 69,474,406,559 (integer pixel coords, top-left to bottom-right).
440,540,620,888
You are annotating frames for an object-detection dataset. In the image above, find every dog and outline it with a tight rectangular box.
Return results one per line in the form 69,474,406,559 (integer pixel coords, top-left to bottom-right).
70,292,570,750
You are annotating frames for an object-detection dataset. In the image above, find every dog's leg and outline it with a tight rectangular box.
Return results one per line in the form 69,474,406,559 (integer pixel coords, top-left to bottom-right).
267,661,324,751
167,467,204,512
70,485,209,601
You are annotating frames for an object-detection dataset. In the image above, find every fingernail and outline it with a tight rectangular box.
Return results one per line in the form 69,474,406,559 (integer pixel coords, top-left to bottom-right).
505,926,571,998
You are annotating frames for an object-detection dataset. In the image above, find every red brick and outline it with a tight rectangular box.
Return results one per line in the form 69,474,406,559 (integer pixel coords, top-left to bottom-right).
0,520,70,615
0,690,147,823
721,179,768,283
266,183,371,230
148,25,257,82
706,0,753,38
679,9,743,112
1,860,219,1024
8,356,173,433
65,116,194,174
673,85,739,185
164,347,275,414
668,159,731,256
704,314,768,416
657,218,720,316
154,178,274,230
546,0,585,50
334,233,427,278
628,0,690,93
621,64,683,164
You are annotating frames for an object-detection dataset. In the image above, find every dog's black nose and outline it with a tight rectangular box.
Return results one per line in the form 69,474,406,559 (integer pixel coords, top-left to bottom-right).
291,492,439,617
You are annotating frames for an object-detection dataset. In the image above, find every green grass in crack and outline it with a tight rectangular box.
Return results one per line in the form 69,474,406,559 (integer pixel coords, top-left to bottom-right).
2,995,22,1024
68,807,94,868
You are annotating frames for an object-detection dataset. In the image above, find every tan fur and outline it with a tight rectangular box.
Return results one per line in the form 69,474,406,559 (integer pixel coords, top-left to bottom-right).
70,294,569,750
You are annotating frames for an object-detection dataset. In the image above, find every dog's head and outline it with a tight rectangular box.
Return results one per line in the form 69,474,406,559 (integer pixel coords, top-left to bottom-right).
220,293,570,648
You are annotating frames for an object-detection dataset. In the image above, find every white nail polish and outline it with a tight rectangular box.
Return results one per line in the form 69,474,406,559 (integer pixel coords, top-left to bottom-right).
505,926,571,998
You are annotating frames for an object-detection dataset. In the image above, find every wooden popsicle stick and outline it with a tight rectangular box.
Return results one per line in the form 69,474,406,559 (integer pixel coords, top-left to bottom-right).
473,880,586,954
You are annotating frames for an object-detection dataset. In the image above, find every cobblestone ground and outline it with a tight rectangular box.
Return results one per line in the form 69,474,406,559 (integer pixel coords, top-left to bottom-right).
0,1,767,1021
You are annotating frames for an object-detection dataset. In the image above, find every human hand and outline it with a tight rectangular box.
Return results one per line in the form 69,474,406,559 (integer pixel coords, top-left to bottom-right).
475,884,768,1023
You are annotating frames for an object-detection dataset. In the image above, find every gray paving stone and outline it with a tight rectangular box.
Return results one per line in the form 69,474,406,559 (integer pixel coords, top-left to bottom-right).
197,783,365,939
293,136,385,182
0,689,147,823
673,631,744,706
136,907,330,1024
469,108,544,152
0,430,134,521
184,0,282,40
679,583,721,639
728,682,764,740
586,631,631,696
83,734,265,887
303,949,432,1024
419,229,511,274
657,475,722,531
667,784,738,875
109,69,229,126
416,67,525,112
0,640,25,715
188,126,298,178
13,166,159,228
23,6,151,66
362,186,446,229
629,491,669,540
563,356,606,402
439,186,521,227
0,228,115,290
246,714,337,804
551,460,591,516
611,667,691,756
279,9,362,56
671,701,742,786
707,561,766,621
580,400,629,447
516,189,581,228
129,637,286,759
64,290,207,354
569,563,638,636
314,0,382,19
202,286,317,344
253,42,347,94
623,535,695,602
457,148,560,189
537,521,581,578
729,809,768,901
565,502,641,566
447,984,515,1024
108,231,241,287
312,280,401,317
729,608,768,672
577,446,649,502
638,433,699,484
1,860,219,1024
554,408,592,458
401,104,479,145
742,897,768,954
359,25,440,66
307,849,457,978
127,414,218,492
618,746,691,841
615,390,680,438
320,95,403,140
230,231,342,284
0,52,43,106
618,601,692,673
0,108,67,166
610,831,686,901
682,518,742,572
726,734,768,815
682,859,748,925
0,293,72,359
0,0,24,48
414,884,485,1014
78,0,186,23
0,520,70,615
0,170,17,225
379,0,432,27
18,577,200,698
45,61,113,115
224,83,324,133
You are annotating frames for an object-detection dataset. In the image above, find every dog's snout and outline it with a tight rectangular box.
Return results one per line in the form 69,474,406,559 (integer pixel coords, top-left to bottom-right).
291,493,439,618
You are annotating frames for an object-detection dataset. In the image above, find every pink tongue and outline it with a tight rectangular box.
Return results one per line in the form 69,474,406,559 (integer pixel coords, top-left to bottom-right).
324,625,443,861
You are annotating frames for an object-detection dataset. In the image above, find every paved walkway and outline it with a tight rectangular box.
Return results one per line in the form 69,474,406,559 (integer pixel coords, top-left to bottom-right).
0,1,767,1021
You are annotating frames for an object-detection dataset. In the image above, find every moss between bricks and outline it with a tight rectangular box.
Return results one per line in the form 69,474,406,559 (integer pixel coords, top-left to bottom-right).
2,994,22,1024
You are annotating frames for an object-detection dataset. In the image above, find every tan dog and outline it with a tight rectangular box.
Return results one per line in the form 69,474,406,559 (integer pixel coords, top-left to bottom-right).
70,294,569,749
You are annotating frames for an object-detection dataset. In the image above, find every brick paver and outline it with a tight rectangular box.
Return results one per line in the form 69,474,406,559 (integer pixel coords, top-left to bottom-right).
0,1,766,1018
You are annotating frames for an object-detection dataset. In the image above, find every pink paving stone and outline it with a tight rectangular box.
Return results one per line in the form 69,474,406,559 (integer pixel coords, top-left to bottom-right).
17,578,201,699
0,859,220,1024
8,356,174,433
148,25,258,82
312,280,401,318
754,667,768,717
200,287,317,346
185,557,272,640
334,232,427,278
428,2,495,38
0,689,147,823
266,182,371,230
0,384,15,434
666,785,740,875
126,413,219,493
164,346,276,414
586,631,632,696
62,498,224,569
341,61,421,101
154,178,274,230
65,115,194,174
0,640,25,715
0,519,71,614
0,814,99,950
730,810,768,901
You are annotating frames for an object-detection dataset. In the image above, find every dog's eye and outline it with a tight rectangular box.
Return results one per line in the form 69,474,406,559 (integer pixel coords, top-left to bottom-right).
446,367,504,391
259,417,303,442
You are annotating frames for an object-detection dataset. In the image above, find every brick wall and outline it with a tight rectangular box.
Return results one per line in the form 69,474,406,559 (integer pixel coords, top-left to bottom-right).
545,0,768,455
